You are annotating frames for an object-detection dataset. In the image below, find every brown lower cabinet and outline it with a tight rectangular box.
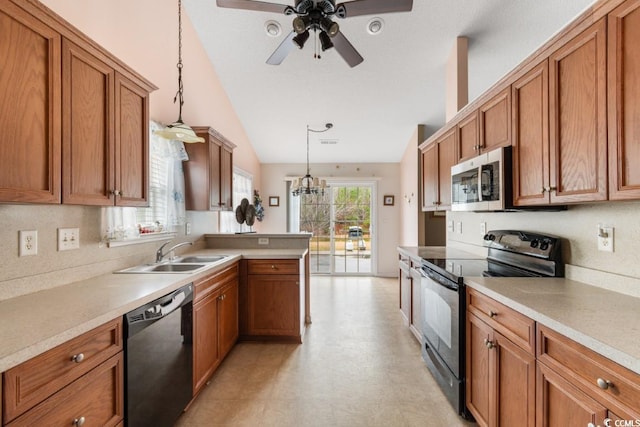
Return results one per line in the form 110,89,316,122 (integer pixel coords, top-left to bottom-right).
2,319,123,426
467,288,640,427
193,263,239,396
240,259,304,342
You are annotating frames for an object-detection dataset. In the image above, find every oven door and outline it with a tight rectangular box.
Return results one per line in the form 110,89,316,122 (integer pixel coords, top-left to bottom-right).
419,267,460,377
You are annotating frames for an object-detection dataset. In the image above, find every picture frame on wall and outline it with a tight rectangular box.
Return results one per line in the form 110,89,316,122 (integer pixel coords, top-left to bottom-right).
269,196,280,207
383,195,394,206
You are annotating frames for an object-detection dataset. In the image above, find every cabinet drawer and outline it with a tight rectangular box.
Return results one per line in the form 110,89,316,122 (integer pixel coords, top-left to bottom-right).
7,353,123,427
247,259,299,275
3,318,122,421
537,324,640,415
467,288,535,353
194,263,239,302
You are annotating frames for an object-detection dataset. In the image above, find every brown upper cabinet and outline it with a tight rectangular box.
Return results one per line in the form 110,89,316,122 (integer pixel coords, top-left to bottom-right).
0,0,155,206
420,127,456,211
608,0,640,200
0,2,61,203
62,40,152,206
479,88,512,154
183,127,236,211
512,61,550,207
457,111,479,162
548,18,608,204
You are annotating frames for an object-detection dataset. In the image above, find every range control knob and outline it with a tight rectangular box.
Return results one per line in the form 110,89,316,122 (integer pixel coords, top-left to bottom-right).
530,239,539,248
540,240,550,251
483,233,495,241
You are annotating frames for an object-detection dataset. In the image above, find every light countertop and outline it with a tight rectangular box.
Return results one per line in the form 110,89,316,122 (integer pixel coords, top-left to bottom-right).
464,276,640,375
0,248,306,372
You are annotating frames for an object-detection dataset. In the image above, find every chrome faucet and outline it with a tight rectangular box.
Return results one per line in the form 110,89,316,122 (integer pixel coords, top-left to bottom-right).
156,241,193,263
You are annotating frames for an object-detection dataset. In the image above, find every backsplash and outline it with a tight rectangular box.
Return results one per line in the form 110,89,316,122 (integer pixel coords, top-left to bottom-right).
0,205,219,301
447,200,640,296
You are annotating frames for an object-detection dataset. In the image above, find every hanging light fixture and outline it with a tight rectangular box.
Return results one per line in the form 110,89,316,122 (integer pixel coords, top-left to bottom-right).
154,0,204,143
291,123,332,196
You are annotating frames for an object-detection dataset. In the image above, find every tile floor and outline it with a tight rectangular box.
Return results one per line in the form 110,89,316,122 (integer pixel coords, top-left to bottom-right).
176,276,475,426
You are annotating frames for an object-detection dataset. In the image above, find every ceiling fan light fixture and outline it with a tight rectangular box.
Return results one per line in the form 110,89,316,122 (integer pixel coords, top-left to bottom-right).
292,16,306,34
321,18,339,37
264,20,281,37
319,31,334,51
366,17,384,35
293,30,310,49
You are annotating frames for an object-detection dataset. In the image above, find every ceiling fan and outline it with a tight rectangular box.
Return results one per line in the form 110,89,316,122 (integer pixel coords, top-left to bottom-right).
216,0,413,67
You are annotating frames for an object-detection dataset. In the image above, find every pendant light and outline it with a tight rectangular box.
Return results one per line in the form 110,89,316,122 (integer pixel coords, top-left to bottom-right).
291,123,332,196
154,0,204,143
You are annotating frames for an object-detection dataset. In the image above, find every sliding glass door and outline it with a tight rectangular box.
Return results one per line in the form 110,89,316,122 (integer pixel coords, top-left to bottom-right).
298,183,374,275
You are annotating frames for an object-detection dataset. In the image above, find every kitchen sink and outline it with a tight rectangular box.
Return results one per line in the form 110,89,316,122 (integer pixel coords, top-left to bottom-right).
114,254,230,274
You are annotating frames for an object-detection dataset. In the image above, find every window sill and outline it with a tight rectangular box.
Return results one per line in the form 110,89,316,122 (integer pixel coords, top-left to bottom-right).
105,232,177,248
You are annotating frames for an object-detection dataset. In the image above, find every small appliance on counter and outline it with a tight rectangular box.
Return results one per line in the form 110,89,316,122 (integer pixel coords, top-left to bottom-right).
415,230,563,419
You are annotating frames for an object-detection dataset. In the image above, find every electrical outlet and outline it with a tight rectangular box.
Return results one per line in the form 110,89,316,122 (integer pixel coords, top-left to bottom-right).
58,228,80,251
258,237,269,245
597,225,614,252
480,222,487,236
185,222,191,235
19,230,38,256
447,220,455,232
456,222,463,234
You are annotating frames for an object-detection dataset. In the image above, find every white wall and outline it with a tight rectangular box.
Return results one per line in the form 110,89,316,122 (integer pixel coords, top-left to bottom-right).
259,163,401,277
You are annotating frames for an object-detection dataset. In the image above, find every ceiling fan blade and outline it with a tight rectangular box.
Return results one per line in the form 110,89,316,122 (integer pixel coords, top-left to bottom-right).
332,31,364,67
336,0,412,18
266,31,296,65
216,0,290,14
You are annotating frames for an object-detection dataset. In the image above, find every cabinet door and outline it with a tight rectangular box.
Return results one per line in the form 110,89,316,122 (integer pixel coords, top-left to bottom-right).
512,61,550,206
457,111,479,162
220,145,233,210
549,18,607,203
437,128,457,209
193,293,220,395
209,141,222,210
0,4,61,203
480,88,511,153
466,312,492,427
62,38,115,206
420,142,438,211
608,0,640,200
495,331,535,427
218,279,239,359
536,362,607,427
114,72,148,206
247,275,299,337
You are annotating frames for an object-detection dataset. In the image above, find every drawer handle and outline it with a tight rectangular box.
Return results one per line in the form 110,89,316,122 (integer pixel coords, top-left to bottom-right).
483,338,496,350
271,265,277,270
488,310,498,318
596,378,612,390
73,416,86,426
71,353,85,363
218,294,226,301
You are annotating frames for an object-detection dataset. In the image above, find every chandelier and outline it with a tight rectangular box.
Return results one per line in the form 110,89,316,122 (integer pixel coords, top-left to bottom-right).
291,123,332,196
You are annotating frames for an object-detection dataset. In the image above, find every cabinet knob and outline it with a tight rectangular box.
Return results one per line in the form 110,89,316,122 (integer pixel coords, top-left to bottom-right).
73,416,86,426
110,190,120,196
596,377,612,390
71,353,85,363
483,338,496,349
545,186,557,193
271,265,276,270
488,310,498,318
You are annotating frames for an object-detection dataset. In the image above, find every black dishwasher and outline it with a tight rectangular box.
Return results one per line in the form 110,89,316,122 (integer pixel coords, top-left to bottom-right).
124,283,193,427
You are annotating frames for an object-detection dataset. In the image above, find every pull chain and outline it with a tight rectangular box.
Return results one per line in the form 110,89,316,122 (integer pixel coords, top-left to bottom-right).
314,27,321,59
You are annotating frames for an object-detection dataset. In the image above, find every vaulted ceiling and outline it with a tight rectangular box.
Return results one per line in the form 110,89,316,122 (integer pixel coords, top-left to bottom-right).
184,0,594,164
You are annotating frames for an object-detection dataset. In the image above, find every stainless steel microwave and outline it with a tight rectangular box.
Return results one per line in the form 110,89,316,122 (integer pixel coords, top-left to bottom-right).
451,146,512,211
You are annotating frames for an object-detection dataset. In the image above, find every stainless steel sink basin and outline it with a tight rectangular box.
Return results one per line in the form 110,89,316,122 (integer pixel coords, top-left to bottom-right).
115,263,206,274
173,255,227,263
114,254,230,274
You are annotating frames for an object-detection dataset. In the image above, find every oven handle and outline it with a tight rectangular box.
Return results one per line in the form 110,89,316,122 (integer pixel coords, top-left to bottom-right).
416,266,459,291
